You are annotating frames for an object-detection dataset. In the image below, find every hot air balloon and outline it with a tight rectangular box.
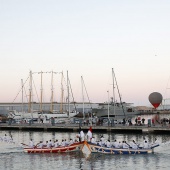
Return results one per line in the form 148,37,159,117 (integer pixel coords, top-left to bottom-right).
148,92,163,109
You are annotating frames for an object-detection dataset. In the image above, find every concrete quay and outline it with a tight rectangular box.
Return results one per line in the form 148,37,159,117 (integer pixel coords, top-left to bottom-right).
0,123,170,134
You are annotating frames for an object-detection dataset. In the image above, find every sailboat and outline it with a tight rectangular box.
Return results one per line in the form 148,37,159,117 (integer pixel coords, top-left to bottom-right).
37,70,79,120
8,70,79,123
8,71,39,123
92,68,140,120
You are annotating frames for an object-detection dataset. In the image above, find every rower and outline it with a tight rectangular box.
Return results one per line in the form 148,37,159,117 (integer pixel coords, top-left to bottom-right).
29,139,34,148
101,136,105,146
143,141,149,149
54,139,59,147
37,141,43,148
104,140,107,147
106,140,111,148
132,140,138,149
112,140,117,148
122,141,129,149
114,140,120,148
61,139,65,146
65,139,69,146
69,139,73,145
91,137,96,144
3,134,7,142
98,140,102,146
46,141,51,148
48,140,53,147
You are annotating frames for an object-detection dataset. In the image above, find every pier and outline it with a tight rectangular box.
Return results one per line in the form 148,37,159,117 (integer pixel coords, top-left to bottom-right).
0,123,170,134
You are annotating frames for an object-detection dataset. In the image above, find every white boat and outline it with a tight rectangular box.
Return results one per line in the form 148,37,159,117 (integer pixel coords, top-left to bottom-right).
38,110,78,120
8,71,80,122
92,102,140,119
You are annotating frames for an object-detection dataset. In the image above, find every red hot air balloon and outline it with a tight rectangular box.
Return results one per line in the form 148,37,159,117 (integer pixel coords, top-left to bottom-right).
148,92,163,109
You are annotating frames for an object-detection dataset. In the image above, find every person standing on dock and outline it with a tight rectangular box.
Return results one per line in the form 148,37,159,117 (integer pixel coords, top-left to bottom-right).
142,118,145,125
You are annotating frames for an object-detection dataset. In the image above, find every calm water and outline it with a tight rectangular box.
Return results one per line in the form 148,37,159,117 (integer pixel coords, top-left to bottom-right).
0,130,170,170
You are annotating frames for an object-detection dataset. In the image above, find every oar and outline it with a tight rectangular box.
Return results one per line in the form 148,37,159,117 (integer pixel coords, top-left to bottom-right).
20,143,29,147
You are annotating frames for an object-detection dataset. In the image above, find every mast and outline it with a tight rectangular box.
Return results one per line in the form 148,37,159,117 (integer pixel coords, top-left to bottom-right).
113,69,126,118
28,70,32,113
67,70,70,117
21,79,24,114
112,68,116,118
60,71,64,113
107,90,110,120
40,71,43,112
81,76,85,119
50,71,54,113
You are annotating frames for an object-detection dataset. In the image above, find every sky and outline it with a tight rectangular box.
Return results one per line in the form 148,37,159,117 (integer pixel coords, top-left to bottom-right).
0,0,170,106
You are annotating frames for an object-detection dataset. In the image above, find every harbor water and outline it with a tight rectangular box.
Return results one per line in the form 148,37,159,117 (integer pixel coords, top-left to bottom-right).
1,130,170,170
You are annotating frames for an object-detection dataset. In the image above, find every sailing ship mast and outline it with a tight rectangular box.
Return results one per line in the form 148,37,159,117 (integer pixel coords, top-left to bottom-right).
81,76,93,122
40,71,43,113
67,70,70,117
28,70,32,113
60,71,64,113
112,68,126,118
50,71,54,113
107,90,110,120
112,68,116,118
81,76,85,119
21,79,24,117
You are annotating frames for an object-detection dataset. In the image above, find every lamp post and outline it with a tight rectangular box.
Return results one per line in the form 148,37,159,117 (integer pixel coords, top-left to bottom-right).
107,90,110,121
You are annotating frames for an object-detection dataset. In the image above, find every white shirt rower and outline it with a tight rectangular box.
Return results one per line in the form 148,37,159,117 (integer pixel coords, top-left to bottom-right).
143,141,149,149
132,142,138,149
98,140,102,146
91,137,96,144
29,139,34,148
3,134,7,142
106,140,111,148
48,140,52,146
54,140,60,147
61,140,65,147
114,141,120,148
122,141,129,149
101,136,105,146
69,139,73,145
37,141,43,148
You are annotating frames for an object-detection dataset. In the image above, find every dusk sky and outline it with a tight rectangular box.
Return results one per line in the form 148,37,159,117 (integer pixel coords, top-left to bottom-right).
0,0,170,106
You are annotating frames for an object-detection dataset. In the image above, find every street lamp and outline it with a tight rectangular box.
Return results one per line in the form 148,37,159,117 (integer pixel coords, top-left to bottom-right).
107,90,110,121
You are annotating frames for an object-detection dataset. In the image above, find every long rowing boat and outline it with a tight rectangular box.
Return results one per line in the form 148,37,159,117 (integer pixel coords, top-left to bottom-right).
22,140,160,155
22,141,84,153
85,142,159,155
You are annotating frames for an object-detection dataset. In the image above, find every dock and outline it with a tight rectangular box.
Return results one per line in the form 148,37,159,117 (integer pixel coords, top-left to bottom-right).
0,123,170,134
